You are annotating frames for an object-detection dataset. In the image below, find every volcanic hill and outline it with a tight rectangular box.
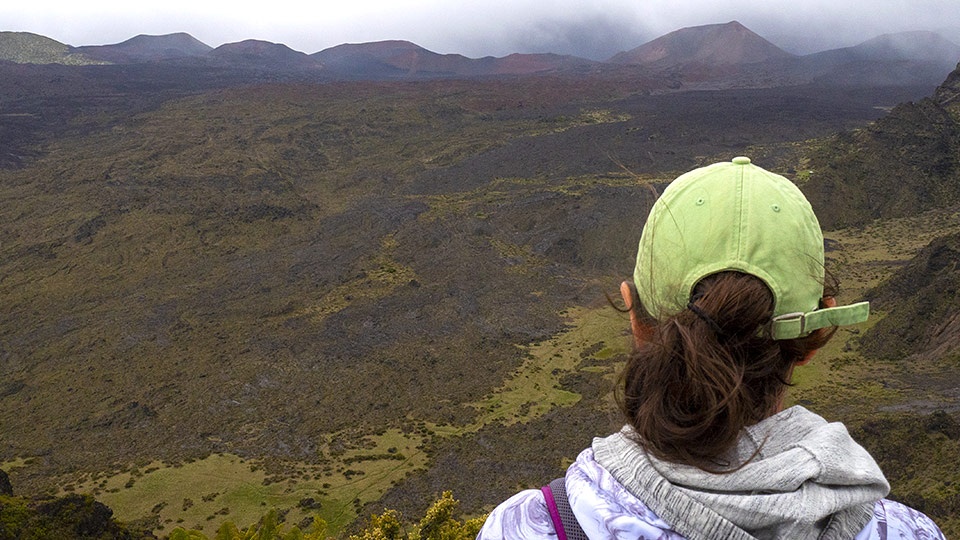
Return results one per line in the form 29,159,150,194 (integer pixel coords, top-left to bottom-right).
210,39,321,70
609,20,794,67
0,31,102,65
73,32,212,63
861,232,960,362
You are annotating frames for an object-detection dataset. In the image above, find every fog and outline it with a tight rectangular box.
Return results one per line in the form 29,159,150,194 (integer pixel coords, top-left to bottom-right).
3,0,960,59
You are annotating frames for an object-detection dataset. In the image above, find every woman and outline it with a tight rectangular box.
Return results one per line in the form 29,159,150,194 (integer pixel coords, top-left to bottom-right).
477,158,944,540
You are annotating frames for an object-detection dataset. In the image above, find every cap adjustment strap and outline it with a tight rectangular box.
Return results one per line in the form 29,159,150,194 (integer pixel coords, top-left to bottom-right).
770,301,870,340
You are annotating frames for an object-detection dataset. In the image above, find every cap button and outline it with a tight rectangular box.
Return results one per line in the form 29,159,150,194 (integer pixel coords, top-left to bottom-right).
732,156,751,165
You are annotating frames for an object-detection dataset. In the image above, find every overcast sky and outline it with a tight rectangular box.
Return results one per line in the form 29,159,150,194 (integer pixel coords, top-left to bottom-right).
4,0,960,60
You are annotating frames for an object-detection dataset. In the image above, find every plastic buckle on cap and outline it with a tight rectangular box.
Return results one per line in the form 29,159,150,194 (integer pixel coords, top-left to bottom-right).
771,311,805,340
771,302,870,340
773,312,804,326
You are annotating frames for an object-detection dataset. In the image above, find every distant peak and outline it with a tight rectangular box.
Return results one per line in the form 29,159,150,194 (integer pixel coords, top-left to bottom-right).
0,31,105,65
71,32,212,62
674,20,747,32
366,40,421,48
320,40,430,53
118,33,211,49
609,20,792,66
213,40,303,54
128,32,197,40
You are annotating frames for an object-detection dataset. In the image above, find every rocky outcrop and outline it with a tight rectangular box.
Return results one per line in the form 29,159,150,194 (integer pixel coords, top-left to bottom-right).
0,467,12,496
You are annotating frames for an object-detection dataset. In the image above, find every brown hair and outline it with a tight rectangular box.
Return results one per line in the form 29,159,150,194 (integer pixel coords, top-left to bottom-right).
616,271,836,471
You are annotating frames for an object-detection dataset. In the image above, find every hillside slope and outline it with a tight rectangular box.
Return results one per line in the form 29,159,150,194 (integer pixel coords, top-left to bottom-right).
802,61,960,229
861,232,960,361
0,31,102,65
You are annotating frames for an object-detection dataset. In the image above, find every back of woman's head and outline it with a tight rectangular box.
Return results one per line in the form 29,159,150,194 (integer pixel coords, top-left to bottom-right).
620,157,869,470
617,271,833,469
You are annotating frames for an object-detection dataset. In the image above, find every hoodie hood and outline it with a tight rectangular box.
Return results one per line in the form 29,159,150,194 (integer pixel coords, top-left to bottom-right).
590,406,890,540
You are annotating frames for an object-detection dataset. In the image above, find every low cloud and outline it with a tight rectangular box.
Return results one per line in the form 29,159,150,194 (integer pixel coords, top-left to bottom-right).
510,15,653,60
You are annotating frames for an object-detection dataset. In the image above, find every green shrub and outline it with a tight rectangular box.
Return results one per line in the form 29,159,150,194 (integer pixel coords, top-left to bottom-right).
0,493,147,539
350,492,484,540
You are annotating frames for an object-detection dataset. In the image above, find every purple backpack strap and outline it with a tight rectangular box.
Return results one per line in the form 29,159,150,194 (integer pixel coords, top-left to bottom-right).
541,477,588,540
541,481,568,540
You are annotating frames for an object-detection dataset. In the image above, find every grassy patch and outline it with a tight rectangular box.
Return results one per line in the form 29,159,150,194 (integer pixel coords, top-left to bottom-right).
530,108,632,136
65,429,429,536
0,457,33,472
824,207,960,303
286,235,416,325
468,305,628,426
787,206,960,412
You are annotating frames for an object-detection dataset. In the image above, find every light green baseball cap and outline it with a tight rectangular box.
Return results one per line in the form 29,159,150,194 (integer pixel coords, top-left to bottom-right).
634,156,869,340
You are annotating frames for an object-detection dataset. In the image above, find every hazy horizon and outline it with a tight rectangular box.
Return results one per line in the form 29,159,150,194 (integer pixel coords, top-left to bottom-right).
4,1,960,61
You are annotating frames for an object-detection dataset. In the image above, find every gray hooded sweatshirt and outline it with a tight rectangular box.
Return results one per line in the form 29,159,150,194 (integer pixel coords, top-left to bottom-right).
478,405,944,539
592,406,889,540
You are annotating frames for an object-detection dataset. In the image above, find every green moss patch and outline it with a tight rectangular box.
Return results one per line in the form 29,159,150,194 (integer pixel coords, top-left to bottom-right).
468,305,628,427
64,429,429,536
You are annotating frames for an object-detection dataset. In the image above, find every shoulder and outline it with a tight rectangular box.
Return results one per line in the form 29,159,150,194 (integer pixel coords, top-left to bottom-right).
476,489,556,540
567,447,684,538
477,447,682,540
855,499,945,540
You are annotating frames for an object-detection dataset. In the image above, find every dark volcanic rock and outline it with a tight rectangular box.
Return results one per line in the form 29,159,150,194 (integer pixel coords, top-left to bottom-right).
0,468,12,495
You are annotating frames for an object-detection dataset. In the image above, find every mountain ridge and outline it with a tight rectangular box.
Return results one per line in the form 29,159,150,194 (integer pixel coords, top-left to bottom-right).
792,30,960,86
850,31,960,63
313,39,598,78
1,24,957,85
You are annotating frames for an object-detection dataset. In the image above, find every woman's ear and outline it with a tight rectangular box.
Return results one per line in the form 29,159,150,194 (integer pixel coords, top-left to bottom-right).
796,296,838,366
621,281,652,347
796,349,817,367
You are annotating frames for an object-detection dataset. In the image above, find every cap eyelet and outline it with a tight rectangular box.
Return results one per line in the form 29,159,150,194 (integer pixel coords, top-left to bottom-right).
771,204,781,212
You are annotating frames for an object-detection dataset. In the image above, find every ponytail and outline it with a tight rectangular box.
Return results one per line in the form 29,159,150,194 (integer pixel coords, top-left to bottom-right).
616,271,835,470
